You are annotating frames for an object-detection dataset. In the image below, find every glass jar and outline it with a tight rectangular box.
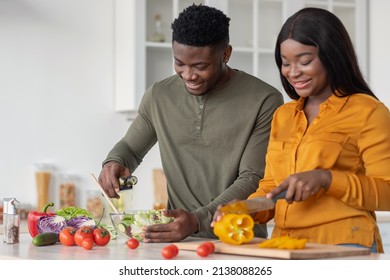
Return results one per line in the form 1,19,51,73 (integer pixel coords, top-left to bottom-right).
59,173,77,208
34,162,54,211
86,190,104,219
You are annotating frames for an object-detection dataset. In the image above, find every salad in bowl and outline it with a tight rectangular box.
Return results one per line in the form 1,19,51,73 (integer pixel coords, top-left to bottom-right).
110,210,173,240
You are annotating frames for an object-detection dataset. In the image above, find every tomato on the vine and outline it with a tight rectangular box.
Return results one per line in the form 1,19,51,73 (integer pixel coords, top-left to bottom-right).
59,226,77,246
81,238,94,250
74,226,94,246
93,227,110,246
127,238,139,249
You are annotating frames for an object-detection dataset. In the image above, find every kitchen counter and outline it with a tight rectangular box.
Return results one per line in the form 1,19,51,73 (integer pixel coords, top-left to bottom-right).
1,233,390,260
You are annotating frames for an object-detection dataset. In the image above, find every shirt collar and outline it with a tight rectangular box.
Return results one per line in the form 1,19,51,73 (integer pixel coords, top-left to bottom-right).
294,92,350,114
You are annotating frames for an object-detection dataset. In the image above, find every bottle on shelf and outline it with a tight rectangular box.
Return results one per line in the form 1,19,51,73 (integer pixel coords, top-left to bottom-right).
149,13,165,42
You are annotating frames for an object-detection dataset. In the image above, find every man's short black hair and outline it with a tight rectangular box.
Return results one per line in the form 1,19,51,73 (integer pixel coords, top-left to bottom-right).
171,4,230,48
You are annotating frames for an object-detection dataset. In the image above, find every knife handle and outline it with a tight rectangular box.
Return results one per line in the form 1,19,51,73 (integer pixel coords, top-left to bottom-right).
271,189,287,203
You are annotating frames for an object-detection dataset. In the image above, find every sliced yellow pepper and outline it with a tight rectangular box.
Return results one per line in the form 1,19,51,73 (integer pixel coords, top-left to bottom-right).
258,235,307,250
219,201,248,214
213,213,254,245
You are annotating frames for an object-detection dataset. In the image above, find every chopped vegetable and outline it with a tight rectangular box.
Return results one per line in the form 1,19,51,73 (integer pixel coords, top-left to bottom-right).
67,216,96,228
37,215,67,234
213,213,254,245
220,201,249,214
258,236,308,250
124,210,173,240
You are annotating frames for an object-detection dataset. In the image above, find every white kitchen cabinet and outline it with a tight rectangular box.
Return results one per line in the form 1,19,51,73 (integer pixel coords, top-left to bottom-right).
114,0,368,115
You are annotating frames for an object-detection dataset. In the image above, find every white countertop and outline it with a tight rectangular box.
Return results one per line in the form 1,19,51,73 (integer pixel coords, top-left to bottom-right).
0,233,389,260
0,233,263,260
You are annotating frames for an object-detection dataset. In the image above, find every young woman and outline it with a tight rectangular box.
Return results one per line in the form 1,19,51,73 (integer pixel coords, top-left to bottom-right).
213,7,390,253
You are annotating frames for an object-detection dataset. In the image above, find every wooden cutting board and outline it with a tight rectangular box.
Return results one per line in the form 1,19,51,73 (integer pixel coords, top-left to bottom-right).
175,238,371,259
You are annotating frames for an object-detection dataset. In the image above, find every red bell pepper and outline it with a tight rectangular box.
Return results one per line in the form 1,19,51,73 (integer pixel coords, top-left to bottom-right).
27,202,55,238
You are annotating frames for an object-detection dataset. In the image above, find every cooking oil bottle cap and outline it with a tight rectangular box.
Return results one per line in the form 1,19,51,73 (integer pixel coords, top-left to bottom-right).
3,198,20,214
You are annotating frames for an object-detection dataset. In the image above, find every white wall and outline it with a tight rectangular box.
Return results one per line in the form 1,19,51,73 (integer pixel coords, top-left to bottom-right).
368,0,390,221
368,0,390,108
0,0,388,216
0,0,161,212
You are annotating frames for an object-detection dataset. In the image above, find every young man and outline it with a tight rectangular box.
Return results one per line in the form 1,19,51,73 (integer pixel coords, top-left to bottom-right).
99,4,283,242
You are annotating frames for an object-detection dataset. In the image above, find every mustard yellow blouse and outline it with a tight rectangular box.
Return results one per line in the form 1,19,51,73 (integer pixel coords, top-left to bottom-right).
249,93,390,253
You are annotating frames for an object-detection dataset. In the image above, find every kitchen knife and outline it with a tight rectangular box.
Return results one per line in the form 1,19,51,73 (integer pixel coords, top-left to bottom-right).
220,190,287,214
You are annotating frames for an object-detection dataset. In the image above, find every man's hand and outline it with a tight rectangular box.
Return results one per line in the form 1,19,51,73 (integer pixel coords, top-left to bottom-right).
98,161,131,199
142,209,199,243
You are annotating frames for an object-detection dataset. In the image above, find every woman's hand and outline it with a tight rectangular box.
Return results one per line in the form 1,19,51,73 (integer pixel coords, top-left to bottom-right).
267,169,332,203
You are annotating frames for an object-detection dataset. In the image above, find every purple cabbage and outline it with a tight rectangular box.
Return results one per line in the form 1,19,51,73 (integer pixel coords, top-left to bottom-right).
37,215,67,234
67,216,96,229
37,215,97,235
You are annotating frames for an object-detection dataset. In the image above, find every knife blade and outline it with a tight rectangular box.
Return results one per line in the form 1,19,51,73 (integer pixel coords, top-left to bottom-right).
220,190,287,214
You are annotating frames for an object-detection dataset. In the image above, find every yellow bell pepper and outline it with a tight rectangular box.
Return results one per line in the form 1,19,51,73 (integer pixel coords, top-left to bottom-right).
258,235,307,250
219,201,248,214
213,213,254,245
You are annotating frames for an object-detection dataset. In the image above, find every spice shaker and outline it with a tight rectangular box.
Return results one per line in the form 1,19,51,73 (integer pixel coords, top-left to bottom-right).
3,198,20,244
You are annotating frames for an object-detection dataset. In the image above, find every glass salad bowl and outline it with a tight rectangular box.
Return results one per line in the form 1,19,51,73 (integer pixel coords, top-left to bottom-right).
109,210,173,241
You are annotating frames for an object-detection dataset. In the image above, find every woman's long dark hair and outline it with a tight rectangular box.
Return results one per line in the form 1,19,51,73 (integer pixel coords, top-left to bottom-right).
275,7,377,100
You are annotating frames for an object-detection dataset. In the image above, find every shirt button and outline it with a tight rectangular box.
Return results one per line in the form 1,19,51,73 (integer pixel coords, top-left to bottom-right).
197,115,201,119
352,226,359,232
196,126,201,130
199,104,204,109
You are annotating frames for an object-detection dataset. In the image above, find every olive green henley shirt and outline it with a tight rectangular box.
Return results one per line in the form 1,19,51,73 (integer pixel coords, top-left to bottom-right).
104,70,283,238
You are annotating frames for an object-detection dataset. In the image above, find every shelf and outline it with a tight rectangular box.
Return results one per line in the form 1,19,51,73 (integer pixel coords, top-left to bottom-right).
114,0,368,113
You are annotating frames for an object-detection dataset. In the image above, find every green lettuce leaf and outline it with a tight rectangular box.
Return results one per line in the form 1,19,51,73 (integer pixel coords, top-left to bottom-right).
55,206,93,220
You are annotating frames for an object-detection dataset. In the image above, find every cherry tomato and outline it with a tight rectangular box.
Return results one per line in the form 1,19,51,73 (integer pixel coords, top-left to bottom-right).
59,226,77,246
196,244,209,257
93,227,110,246
127,238,139,249
81,238,94,250
74,226,94,246
161,245,177,259
168,244,179,257
202,241,215,254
